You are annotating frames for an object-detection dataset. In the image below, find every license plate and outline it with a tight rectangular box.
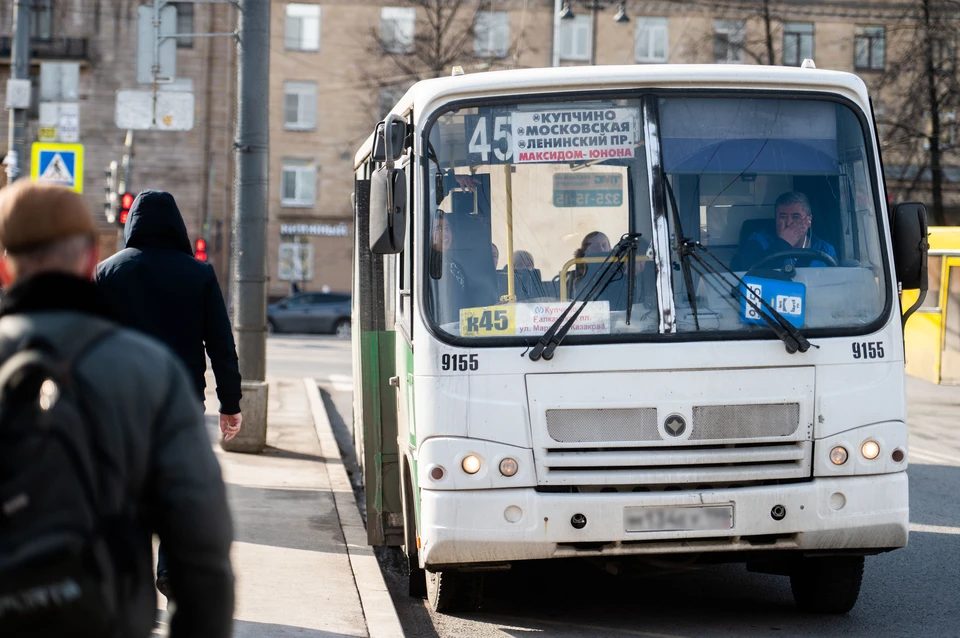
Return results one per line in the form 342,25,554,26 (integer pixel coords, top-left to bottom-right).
624,505,734,532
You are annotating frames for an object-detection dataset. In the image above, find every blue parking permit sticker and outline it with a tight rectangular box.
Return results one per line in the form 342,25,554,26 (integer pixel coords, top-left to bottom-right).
740,276,806,328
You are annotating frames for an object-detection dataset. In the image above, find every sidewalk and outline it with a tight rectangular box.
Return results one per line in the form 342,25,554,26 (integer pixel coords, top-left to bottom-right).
153,375,402,637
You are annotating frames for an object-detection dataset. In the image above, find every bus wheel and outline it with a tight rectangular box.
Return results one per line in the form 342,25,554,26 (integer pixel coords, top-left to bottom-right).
426,570,483,613
790,556,864,613
401,473,426,598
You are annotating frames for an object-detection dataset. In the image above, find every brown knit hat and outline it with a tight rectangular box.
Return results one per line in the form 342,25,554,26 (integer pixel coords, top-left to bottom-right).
0,180,97,254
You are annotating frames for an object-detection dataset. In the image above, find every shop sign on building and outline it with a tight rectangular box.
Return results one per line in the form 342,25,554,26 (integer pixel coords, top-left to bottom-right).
280,222,349,237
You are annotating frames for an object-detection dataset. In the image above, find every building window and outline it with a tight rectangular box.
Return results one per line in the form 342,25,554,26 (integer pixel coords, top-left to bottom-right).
171,3,194,49
31,0,53,41
381,7,416,54
283,81,317,130
560,14,591,62
924,110,958,151
475,11,510,58
281,160,316,207
635,17,668,63
855,26,885,71
933,37,957,73
782,22,814,67
713,20,744,64
285,4,321,52
278,242,315,282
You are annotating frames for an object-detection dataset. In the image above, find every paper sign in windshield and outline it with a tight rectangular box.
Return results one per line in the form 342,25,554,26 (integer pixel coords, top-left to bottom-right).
461,302,611,337
512,108,640,163
740,276,806,328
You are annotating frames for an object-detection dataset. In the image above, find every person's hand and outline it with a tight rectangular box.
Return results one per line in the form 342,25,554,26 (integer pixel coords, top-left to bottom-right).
455,174,477,192
220,412,242,441
778,215,811,248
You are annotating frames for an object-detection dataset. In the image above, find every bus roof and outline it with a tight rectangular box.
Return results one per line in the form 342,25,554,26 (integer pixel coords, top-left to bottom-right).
355,64,872,167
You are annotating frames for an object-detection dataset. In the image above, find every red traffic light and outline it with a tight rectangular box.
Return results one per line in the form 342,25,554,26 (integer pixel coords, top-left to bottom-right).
195,238,208,262
117,192,134,227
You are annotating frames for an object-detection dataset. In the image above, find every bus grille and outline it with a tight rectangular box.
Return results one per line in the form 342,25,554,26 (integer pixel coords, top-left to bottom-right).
540,403,808,487
547,408,659,443
539,441,812,486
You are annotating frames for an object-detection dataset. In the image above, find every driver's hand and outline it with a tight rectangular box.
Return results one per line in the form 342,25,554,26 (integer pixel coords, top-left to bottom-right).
778,217,810,248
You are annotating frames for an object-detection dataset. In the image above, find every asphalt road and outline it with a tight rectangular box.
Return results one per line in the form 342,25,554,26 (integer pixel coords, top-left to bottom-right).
271,336,960,637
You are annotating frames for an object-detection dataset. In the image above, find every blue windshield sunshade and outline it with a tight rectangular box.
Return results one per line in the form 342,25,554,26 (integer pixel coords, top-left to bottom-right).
663,138,839,175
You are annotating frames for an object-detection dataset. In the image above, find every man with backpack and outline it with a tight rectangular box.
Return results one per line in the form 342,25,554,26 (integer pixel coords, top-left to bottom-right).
0,182,234,637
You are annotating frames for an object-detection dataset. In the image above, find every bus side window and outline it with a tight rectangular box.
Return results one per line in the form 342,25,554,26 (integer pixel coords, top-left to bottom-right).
397,148,414,341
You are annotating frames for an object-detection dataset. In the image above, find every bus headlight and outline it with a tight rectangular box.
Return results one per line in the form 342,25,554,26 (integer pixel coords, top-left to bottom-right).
499,458,519,477
461,455,482,475
861,440,881,460
830,446,848,465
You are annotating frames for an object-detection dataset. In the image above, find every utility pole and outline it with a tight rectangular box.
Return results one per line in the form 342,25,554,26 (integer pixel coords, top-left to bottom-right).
222,0,270,453
6,0,31,183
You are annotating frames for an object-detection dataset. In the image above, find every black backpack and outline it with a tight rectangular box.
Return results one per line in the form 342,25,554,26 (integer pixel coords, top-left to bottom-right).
0,323,125,638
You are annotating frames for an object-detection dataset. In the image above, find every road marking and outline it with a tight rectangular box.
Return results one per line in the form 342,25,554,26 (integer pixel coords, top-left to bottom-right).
909,446,959,466
488,614,688,638
911,523,960,535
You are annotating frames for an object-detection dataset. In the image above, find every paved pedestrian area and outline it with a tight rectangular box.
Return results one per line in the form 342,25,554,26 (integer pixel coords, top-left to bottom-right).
152,375,380,637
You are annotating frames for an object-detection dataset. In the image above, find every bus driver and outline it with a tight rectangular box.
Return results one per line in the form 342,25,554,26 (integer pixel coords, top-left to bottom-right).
737,191,838,269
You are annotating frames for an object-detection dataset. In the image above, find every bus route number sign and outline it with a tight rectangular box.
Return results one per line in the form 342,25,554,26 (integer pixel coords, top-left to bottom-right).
553,173,623,207
460,306,516,337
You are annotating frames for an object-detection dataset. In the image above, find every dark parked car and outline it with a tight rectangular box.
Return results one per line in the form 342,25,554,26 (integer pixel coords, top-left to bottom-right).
267,292,351,338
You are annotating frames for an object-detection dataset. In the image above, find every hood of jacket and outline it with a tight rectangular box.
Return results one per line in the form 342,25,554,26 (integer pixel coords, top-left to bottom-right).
124,190,194,255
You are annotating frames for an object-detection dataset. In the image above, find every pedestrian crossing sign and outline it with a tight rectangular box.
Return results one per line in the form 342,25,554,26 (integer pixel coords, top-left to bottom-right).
31,142,84,193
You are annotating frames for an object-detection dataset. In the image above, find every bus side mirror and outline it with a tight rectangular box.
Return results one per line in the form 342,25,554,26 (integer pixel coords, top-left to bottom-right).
369,166,407,254
893,202,930,327
372,119,407,162
369,114,408,254
892,202,929,290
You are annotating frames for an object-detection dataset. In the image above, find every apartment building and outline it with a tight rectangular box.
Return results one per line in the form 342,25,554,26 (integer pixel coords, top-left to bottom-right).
267,0,957,300
0,1,235,277
1,2,949,304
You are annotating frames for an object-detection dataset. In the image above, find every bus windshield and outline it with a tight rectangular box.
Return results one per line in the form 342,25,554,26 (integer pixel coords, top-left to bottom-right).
423,94,888,343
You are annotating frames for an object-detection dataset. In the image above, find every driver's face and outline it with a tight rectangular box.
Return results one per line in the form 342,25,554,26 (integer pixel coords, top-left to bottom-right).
776,203,811,242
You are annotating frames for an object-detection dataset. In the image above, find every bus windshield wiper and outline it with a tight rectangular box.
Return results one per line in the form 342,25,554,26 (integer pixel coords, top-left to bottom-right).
529,233,642,362
682,240,817,355
663,175,700,330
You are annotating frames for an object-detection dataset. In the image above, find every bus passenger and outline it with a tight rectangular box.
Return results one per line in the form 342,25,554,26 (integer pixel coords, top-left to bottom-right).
568,231,611,298
737,191,838,269
513,250,552,301
431,213,500,324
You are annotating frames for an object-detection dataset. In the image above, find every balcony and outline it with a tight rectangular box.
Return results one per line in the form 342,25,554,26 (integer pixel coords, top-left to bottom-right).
0,36,90,62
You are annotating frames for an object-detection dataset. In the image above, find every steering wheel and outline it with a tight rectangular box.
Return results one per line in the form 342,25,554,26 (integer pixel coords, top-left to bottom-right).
752,248,838,270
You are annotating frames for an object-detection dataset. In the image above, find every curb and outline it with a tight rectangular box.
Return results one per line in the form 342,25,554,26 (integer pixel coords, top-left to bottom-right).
303,378,405,638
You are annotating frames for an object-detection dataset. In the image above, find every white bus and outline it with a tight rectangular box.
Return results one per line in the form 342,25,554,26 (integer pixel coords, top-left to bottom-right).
352,64,929,614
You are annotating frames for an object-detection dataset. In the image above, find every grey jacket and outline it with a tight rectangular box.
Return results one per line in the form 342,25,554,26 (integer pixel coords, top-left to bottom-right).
0,273,234,638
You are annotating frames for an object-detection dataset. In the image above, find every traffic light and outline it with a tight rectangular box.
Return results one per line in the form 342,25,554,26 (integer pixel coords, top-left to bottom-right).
195,238,208,262
104,162,119,223
118,192,134,226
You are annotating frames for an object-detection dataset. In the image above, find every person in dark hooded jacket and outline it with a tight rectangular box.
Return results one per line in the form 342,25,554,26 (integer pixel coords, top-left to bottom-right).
95,190,242,602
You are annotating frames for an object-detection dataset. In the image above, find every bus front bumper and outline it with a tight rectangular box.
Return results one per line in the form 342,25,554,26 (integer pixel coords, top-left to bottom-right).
418,472,908,568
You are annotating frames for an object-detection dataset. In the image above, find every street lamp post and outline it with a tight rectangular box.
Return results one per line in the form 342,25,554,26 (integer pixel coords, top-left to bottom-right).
558,0,629,66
